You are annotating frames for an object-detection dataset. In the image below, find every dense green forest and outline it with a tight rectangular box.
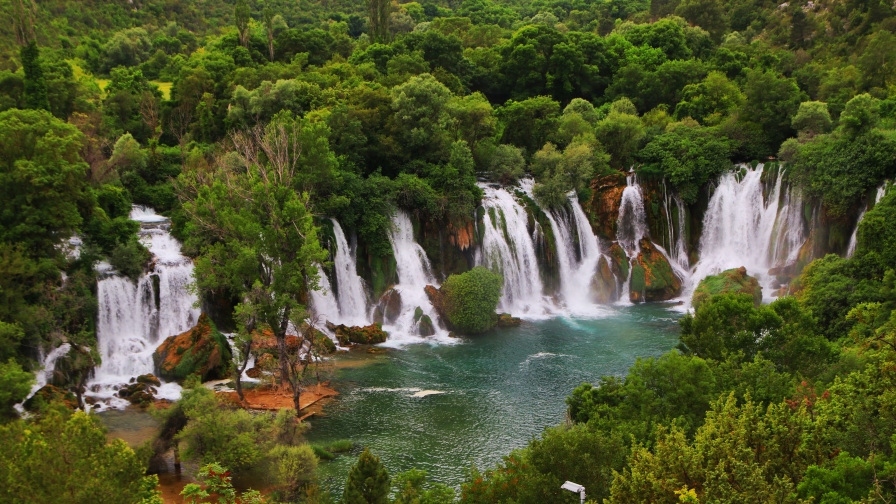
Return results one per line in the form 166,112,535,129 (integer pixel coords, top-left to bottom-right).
1,0,896,501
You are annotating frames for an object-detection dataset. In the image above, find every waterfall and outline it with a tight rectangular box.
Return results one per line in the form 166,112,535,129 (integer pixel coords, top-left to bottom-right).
477,183,546,316
330,219,369,325
847,183,888,257
661,181,689,270
520,179,604,316
682,164,807,305
617,174,649,256
309,263,341,324
88,206,199,409
382,210,452,345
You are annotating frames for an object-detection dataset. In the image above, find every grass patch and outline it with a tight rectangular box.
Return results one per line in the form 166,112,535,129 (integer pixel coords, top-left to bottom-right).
310,445,335,460
326,439,353,453
151,81,172,100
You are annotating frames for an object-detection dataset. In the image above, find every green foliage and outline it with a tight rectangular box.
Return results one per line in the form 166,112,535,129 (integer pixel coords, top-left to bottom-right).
691,267,761,310
393,469,456,504
792,101,833,137
21,42,49,112
181,462,265,504
679,293,783,361
442,266,503,334
0,358,33,420
268,444,318,499
0,108,88,257
108,238,150,280
0,410,161,503
344,448,391,504
638,122,731,203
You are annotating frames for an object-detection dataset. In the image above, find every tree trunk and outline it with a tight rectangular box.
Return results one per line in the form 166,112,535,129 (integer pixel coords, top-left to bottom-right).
276,317,291,393
173,441,181,474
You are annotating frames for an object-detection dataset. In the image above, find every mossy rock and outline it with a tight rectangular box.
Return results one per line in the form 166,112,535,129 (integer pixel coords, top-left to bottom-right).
692,266,762,310
417,314,436,336
496,313,521,328
591,255,619,303
153,313,233,382
327,322,388,345
630,239,682,303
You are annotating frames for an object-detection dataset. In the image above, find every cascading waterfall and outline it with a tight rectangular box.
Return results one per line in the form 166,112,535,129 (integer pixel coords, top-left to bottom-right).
309,263,341,324
88,206,200,409
682,164,807,304
661,181,689,270
382,210,452,345
477,183,546,316
330,219,369,325
615,174,650,302
847,183,889,257
525,186,604,316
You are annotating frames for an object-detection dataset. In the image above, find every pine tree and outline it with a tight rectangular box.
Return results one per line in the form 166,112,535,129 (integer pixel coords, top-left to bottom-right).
21,41,50,112
343,448,391,504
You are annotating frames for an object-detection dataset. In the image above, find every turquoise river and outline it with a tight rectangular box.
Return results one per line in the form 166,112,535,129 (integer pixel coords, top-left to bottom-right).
306,303,682,494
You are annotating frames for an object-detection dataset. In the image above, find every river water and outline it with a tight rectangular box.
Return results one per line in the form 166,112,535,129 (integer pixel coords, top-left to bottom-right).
307,303,681,493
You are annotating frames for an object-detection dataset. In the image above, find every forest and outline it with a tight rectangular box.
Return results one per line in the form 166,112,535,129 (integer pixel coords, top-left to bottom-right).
0,0,896,501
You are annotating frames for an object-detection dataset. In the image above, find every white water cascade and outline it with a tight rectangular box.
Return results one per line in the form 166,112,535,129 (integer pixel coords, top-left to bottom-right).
309,263,342,324
661,181,689,270
520,179,605,316
88,206,200,409
682,165,807,305
847,183,889,257
330,219,369,325
477,183,547,316
614,174,650,302
382,211,453,345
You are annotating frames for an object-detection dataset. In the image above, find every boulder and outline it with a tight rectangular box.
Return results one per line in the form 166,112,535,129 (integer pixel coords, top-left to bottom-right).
691,266,762,310
591,255,619,303
372,289,402,324
117,381,157,406
325,322,388,345
587,172,627,240
607,243,630,284
496,313,521,327
245,367,261,378
424,285,451,329
136,373,161,387
417,314,436,336
630,239,682,303
153,313,232,382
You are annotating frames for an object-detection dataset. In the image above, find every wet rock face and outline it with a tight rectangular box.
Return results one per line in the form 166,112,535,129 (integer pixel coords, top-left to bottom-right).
692,266,762,310
630,239,683,303
117,375,159,406
372,288,402,324
424,285,450,329
587,172,627,241
591,255,620,304
153,313,232,382
325,322,388,345
413,307,436,336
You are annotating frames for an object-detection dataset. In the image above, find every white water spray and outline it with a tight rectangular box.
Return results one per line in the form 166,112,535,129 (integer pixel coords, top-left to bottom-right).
330,219,369,325
88,206,200,409
477,184,546,316
847,183,888,257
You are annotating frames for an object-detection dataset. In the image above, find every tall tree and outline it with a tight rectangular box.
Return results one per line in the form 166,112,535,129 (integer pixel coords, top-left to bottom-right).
12,0,49,112
344,448,391,504
366,0,391,43
180,112,328,414
234,0,251,48
263,5,276,61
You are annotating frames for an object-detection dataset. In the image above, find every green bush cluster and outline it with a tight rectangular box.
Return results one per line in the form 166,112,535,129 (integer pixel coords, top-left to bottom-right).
442,267,504,334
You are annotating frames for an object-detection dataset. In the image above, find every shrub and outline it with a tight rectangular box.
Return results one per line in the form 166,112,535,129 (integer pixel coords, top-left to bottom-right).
442,267,503,334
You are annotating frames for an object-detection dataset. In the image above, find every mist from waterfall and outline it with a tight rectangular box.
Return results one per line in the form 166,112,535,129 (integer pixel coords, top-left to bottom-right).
681,165,806,305
477,183,547,316
88,206,200,409
382,210,454,346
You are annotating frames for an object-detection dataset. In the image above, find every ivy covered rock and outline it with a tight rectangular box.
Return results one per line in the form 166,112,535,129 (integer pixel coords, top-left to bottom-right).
692,266,762,310
153,313,232,382
630,239,682,303
326,322,388,345
23,385,78,412
414,306,436,336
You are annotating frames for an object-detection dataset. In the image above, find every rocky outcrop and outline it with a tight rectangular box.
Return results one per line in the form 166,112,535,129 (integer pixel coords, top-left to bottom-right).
424,285,450,329
325,322,388,345
588,172,627,240
372,288,402,324
630,239,682,303
496,313,522,327
591,255,620,303
117,374,160,406
413,306,436,336
692,266,762,310
153,313,232,382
